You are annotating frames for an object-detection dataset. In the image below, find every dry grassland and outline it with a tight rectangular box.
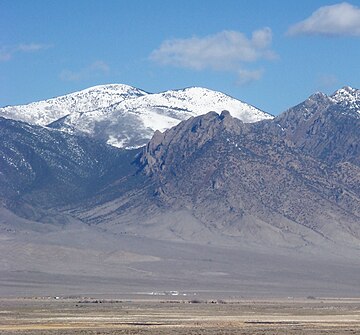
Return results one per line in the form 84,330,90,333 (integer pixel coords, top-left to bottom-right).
0,297,360,334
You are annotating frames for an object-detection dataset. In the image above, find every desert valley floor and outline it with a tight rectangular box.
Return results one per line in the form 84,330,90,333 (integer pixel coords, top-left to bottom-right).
1,297,360,334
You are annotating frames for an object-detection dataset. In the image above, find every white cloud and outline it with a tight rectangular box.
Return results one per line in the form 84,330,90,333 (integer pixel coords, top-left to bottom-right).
17,43,51,52
237,68,264,85
59,69,82,82
288,2,360,36
0,43,51,61
150,28,276,84
60,61,110,82
90,60,110,73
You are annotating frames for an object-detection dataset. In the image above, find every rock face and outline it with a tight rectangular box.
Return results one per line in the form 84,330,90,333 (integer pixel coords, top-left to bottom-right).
141,111,244,175
0,84,272,149
276,87,360,166
1,87,360,297
0,86,359,250
138,110,360,247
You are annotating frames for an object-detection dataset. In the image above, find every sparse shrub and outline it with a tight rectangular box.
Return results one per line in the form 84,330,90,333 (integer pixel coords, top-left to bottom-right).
190,299,202,304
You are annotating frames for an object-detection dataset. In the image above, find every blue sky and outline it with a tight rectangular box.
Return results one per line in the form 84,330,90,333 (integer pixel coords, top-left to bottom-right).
1,0,359,115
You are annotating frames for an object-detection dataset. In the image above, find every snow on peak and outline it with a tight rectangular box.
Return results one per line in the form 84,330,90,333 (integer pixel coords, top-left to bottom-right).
330,86,360,113
125,86,273,124
331,86,359,102
0,84,148,126
76,83,148,98
0,84,272,149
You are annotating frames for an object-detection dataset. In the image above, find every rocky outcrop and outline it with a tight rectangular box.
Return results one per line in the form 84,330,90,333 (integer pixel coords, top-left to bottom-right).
138,107,360,244
1,87,359,250
140,110,244,175
276,87,360,166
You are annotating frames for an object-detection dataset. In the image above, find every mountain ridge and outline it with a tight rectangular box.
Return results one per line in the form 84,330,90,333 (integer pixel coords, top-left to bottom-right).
0,85,359,297
0,84,272,149
275,86,360,166
0,84,147,126
137,110,360,245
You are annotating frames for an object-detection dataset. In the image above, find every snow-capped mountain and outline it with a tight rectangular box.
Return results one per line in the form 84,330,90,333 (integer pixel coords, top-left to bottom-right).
330,86,360,115
1,88,360,298
275,86,360,166
0,84,273,148
0,84,147,127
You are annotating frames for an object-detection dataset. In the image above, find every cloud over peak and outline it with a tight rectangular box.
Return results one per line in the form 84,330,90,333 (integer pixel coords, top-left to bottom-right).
288,2,360,36
150,28,276,84
59,61,110,82
0,43,51,62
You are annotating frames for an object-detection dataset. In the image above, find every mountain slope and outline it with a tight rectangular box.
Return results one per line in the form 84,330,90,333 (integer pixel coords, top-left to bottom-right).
70,108,359,251
135,111,360,247
0,84,147,126
1,88,360,297
0,117,139,221
276,86,360,166
1,87,359,248
2,92,358,250
0,84,272,149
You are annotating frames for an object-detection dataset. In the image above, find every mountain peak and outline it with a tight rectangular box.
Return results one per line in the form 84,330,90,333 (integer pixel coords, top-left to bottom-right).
141,111,244,175
0,84,271,149
278,85,360,126
306,86,360,106
305,91,331,109
275,85,360,166
330,86,360,113
0,83,148,127
76,83,148,95
309,91,328,100
334,85,356,94
331,85,359,101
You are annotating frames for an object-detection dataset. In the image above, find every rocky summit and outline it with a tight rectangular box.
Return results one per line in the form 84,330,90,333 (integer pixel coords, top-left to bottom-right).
136,109,360,248
275,87,360,166
0,86,359,297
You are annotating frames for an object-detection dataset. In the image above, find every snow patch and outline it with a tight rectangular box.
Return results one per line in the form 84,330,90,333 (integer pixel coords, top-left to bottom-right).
0,84,274,149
